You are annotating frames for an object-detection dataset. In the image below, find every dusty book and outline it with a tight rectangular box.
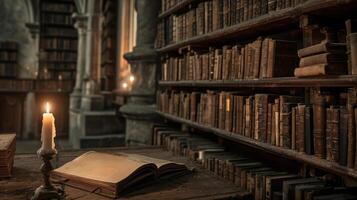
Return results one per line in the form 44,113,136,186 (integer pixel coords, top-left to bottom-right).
297,42,346,58
294,63,347,77
299,53,347,68
51,151,190,198
0,133,16,178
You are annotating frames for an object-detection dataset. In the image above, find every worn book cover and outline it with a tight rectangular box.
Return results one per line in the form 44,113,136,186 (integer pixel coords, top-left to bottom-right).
52,152,190,198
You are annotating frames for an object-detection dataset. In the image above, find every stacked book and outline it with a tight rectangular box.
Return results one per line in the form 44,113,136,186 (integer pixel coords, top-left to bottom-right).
153,125,357,200
294,41,347,77
0,133,16,177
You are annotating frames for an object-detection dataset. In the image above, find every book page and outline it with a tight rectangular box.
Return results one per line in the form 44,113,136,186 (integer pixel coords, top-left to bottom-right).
123,153,176,168
53,151,153,184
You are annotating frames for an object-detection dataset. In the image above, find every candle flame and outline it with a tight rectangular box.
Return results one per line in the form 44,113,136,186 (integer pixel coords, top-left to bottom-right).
122,82,128,89
46,102,50,113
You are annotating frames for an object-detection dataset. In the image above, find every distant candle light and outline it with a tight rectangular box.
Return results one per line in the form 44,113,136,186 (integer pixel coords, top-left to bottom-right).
129,75,135,83
122,82,128,89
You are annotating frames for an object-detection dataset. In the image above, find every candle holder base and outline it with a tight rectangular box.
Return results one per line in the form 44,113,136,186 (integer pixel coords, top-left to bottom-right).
31,185,64,200
32,148,65,200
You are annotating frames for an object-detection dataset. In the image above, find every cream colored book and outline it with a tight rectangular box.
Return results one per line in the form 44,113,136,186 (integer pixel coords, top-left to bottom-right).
51,151,189,198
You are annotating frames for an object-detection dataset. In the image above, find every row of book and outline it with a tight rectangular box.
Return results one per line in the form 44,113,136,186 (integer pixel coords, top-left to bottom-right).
157,0,308,47
41,2,76,13
0,52,17,62
43,27,77,38
41,13,74,25
153,126,357,200
160,0,183,13
40,38,78,50
0,42,18,50
43,52,77,61
157,89,357,167
161,38,298,81
0,134,16,178
0,64,17,78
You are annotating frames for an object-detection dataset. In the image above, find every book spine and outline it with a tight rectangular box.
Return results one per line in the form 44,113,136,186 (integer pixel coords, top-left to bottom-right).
296,105,305,153
313,94,326,158
339,107,348,166
347,88,356,168
280,103,292,148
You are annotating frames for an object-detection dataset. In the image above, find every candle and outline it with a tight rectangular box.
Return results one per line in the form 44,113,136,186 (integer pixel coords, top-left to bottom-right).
41,102,56,153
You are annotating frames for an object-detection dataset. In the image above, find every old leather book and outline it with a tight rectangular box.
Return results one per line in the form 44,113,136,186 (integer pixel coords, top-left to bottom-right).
282,177,321,200
346,19,357,74
313,94,326,159
253,38,263,78
296,104,305,153
265,174,300,200
294,63,347,77
260,38,270,78
254,94,269,142
350,33,357,75
304,106,314,155
297,42,346,58
266,39,298,78
347,88,356,168
0,133,16,178
51,151,190,198
326,106,340,162
339,107,348,166
299,53,347,68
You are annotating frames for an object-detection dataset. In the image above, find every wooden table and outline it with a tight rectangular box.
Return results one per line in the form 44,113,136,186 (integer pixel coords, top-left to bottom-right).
0,146,250,200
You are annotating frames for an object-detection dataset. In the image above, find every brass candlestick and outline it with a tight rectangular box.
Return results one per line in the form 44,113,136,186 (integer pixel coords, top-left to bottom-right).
32,148,64,200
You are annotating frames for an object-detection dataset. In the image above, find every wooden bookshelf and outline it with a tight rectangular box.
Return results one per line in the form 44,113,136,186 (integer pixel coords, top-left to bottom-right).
157,111,357,179
159,0,199,18
0,42,18,78
101,0,117,92
158,0,356,53
156,0,357,186
0,79,74,93
159,75,357,88
39,0,77,80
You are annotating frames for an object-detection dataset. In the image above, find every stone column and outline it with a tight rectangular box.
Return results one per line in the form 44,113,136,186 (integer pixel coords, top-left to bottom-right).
80,2,103,111
120,0,160,146
69,0,124,149
70,14,87,110
23,92,37,139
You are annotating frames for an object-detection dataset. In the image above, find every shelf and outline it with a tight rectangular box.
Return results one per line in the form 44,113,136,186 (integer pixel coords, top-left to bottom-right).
0,79,74,93
159,0,200,19
156,111,357,180
42,35,77,39
158,75,357,88
158,0,356,53
47,67,76,71
42,48,77,52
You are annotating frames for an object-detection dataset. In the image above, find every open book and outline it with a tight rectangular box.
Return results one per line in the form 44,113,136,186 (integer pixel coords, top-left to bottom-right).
51,151,190,198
